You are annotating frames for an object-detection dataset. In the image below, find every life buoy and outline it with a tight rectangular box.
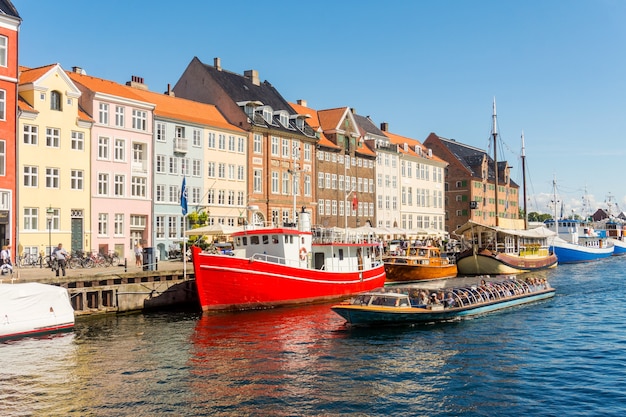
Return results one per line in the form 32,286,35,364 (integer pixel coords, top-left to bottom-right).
299,247,307,261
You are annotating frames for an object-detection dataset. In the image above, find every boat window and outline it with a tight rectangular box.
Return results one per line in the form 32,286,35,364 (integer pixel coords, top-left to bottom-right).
235,237,240,246
301,237,305,245
242,237,247,246
262,235,269,244
272,235,279,244
251,236,260,245
339,249,344,260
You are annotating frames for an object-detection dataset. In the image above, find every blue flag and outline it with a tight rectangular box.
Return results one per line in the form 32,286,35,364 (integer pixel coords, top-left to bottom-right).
180,176,188,215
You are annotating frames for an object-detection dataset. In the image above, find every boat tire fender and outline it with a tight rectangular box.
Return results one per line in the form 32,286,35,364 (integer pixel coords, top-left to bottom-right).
299,247,307,261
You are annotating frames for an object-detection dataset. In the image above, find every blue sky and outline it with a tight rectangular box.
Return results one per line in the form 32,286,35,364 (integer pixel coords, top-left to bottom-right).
15,0,626,217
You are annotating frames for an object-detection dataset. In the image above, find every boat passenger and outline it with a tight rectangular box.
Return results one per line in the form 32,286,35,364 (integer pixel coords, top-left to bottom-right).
445,292,456,308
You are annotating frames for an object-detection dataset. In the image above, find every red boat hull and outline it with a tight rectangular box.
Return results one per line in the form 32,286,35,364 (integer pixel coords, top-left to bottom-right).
192,247,386,311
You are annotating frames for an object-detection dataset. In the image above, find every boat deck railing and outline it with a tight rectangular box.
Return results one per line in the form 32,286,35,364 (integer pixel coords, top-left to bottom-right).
398,279,551,310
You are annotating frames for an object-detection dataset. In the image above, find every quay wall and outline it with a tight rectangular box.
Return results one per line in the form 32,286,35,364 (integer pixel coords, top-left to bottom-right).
3,261,199,316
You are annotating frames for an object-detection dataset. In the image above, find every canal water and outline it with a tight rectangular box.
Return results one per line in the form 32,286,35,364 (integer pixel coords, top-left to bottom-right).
2,257,626,416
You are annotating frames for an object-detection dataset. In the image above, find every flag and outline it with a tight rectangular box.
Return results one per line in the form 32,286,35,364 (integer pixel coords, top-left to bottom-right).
180,176,188,216
352,194,358,211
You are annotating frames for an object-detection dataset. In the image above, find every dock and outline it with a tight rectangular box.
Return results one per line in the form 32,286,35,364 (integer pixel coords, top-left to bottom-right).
1,259,198,316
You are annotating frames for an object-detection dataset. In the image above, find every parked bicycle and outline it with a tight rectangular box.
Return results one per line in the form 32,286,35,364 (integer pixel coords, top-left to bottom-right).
69,250,94,269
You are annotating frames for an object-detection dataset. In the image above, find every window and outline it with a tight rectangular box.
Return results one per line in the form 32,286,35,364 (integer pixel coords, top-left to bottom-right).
169,156,178,174
46,128,60,148
218,134,225,150
253,134,262,154
114,139,125,161
114,174,124,196
156,122,166,142
98,173,109,195
23,208,38,231
238,137,245,153
99,103,109,124
23,125,38,145
115,106,124,127
282,139,290,158
271,136,279,156
98,213,108,236
218,163,225,179
156,216,165,238
45,168,59,189
156,184,165,202
271,171,279,194
0,141,4,175
71,131,84,150
70,170,84,190
156,155,166,173
23,166,38,187
238,165,244,181
114,214,124,236
304,143,311,161
207,132,215,148
98,137,110,159
228,136,235,151
304,175,311,196
131,176,147,197
50,91,61,112
228,164,235,180
253,169,263,193
192,129,202,147
0,36,6,67
282,172,289,195
207,162,215,177
192,159,201,177
133,143,145,166
132,109,147,131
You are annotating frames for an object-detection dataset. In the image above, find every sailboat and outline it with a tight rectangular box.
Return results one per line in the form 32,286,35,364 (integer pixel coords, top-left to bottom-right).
544,181,614,263
454,100,558,275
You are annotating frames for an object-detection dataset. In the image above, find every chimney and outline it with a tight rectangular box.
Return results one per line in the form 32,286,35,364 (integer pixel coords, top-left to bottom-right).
164,83,175,97
214,57,221,71
380,122,388,132
126,75,149,91
72,66,86,75
297,99,307,107
244,69,260,86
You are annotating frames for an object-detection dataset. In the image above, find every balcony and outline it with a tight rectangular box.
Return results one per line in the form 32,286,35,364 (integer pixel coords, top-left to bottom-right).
173,138,188,154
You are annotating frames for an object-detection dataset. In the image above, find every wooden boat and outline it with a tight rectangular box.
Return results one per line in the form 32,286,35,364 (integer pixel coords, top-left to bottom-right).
455,221,558,275
455,114,558,275
191,207,387,312
0,282,75,340
383,245,457,283
331,278,555,326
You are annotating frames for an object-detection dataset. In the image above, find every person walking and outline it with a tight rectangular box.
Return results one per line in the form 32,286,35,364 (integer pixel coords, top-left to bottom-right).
0,245,12,275
52,242,69,277
135,243,143,267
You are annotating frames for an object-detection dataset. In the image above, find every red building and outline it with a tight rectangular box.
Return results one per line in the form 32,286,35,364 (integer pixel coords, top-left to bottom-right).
0,1,20,249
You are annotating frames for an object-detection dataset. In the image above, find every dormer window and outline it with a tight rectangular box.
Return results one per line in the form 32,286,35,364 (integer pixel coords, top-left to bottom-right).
51,91,62,111
256,106,274,124
237,100,264,119
276,110,289,128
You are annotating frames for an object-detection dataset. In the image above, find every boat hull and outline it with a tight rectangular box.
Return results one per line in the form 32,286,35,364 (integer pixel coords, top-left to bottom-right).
456,249,558,275
332,288,555,326
608,238,626,256
550,242,614,263
0,283,75,340
384,262,457,283
193,249,387,311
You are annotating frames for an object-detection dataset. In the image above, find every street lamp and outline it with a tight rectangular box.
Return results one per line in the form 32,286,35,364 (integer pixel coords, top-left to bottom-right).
46,206,54,256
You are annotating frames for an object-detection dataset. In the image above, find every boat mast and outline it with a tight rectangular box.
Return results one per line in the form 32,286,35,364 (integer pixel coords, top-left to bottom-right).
492,98,499,226
521,131,527,229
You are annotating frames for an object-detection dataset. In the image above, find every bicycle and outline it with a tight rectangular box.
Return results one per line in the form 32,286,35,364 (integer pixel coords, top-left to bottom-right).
69,251,94,269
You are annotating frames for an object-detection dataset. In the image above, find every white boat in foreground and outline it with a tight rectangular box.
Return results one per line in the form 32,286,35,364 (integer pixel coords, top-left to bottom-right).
0,282,75,340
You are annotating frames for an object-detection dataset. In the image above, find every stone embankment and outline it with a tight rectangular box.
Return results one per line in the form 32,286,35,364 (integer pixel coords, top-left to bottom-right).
2,259,198,316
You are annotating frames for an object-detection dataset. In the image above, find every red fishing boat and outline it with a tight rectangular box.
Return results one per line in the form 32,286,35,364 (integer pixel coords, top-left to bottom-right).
191,208,386,311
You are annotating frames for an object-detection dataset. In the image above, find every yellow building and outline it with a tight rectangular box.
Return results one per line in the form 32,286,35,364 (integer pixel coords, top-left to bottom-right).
17,64,93,258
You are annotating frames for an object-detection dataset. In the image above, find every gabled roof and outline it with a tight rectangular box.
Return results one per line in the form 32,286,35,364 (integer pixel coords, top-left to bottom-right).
66,70,154,108
19,64,56,84
193,58,315,137
318,107,349,131
0,0,19,18
428,133,517,187
130,89,244,133
384,130,446,165
289,101,339,150
352,113,386,139
17,95,35,113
